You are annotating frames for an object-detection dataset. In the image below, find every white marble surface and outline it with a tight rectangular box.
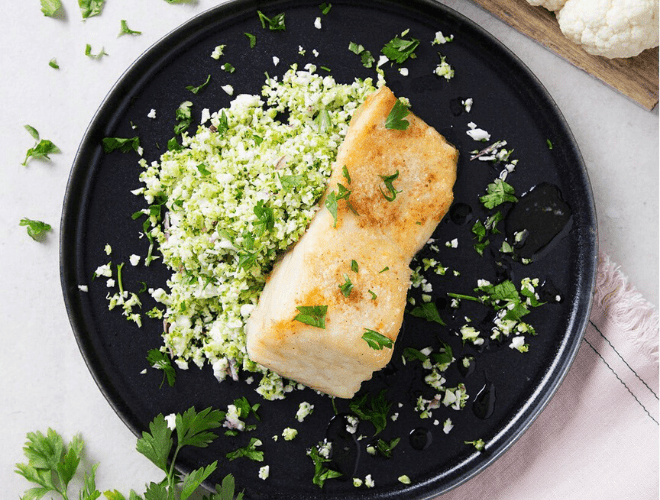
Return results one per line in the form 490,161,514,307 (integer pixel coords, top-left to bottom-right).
2,0,657,497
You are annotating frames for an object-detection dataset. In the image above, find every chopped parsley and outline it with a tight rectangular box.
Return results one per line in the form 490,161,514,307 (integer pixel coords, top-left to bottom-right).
19,218,52,241
361,329,393,350
118,20,141,36
465,439,485,451
385,100,410,130
257,10,286,31
480,179,517,209
147,348,176,388
48,58,59,69
379,170,401,201
294,305,328,329
244,32,257,48
350,259,359,272
186,74,211,94
314,109,331,133
368,290,377,300
349,390,392,435
308,444,341,488
403,347,428,362
547,139,553,149
222,63,236,73
84,44,107,59
325,183,356,227
101,136,140,153
342,165,351,184
379,266,389,273
348,41,375,68
382,34,420,64
79,0,104,19
409,302,445,325
226,437,264,462
376,437,400,458
40,0,62,17
22,125,61,166
319,2,332,14
339,274,353,297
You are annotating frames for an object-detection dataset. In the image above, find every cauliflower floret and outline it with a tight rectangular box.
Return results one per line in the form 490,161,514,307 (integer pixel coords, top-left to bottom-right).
526,0,568,11
557,0,659,58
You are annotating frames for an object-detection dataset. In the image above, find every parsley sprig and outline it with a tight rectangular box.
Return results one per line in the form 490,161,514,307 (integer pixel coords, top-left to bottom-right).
257,10,286,31
361,329,393,350
16,408,242,500
382,34,420,64
307,444,341,488
385,100,410,130
349,390,392,435
20,218,52,241
294,305,328,329
379,170,401,201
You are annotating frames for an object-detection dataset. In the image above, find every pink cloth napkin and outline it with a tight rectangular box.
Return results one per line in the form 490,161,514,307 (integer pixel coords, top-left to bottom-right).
439,252,659,499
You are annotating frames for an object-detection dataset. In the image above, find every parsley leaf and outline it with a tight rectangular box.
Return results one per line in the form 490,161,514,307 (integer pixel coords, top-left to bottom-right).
136,413,173,472
181,462,217,500
232,396,261,421
174,101,193,135
351,259,358,272
361,329,393,350
349,41,364,54
342,165,351,184
257,10,286,31
349,390,392,435
472,220,486,242
382,35,420,64
547,139,553,150
376,437,400,458
253,200,274,234
325,183,356,227
84,43,108,59
480,179,517,209
40,0,62,17
102,136,140,153
474,239,490,256
78,0,104,19
175,407,225,448
361,51,375,68
49,58,60,69
308,445,341,488
244,32,256,48
20,218,52,241
314,108,331,133
226,437,264,462
119,20,142,36
432,342,453,366
294,305,328,329
186,74,211,94
403,347,428,362
339,274,353,297
319,2,332,15
147,348,176,388
368,290,377,300
280,174,304,189
222,62,236,73
22,125,61,166
379,170,401,201
385,100,410,130
409,302,446,325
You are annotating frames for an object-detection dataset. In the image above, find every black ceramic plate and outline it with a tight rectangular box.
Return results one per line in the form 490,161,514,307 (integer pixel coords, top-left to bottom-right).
60,1,598,498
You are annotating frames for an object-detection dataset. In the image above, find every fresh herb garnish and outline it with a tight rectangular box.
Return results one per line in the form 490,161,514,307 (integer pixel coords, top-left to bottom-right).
403,347,428,362
20,218,52,241
308,445,341,488
361,329,393,350
22,125,61,166
118,19,141,36
174,101,193,135
226,437,264,462
222,63,236,73
432,342,454,366
16,408,239,500
253,200,275,234
314,108,331,133
385,100,410,130
368,290,377,300
147,349,176,388
49,58,60,69
325,183,356,227
78,0,104,19
196,163,211,176
186,74,211,94
382,34,420,64
379,266,389,273
465,439,485,451
294,305,328,329
349,390,392,435
379,170,401,201
342,165,352,184
480,179,517,209
319,2,332,14
474,239,490,256
409,301,445,325
102,136,140,153
257,10,286,31
40,0,62,17
376,437,400,458
84,43,108,59
339,274,353,297
350,259,358,272
244,32,257,48
348,41,375,68
547,139,553,150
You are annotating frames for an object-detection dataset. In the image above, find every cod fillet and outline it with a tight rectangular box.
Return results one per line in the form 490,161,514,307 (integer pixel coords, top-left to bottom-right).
245,86,458,398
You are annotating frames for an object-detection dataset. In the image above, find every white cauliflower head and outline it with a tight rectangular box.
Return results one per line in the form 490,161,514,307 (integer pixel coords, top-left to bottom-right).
557,0,659,58
526,0,569,12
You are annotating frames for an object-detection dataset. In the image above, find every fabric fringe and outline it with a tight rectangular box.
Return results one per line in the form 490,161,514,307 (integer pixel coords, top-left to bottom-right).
593,252,659,363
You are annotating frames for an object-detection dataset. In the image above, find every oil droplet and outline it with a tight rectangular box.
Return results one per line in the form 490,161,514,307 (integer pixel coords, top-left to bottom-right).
449,202,473,225
409,427,433,450
326,414,360,478
473,382,496,420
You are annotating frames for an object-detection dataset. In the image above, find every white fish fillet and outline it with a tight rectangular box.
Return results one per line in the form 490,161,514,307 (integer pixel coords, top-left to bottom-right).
246,86,458,398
